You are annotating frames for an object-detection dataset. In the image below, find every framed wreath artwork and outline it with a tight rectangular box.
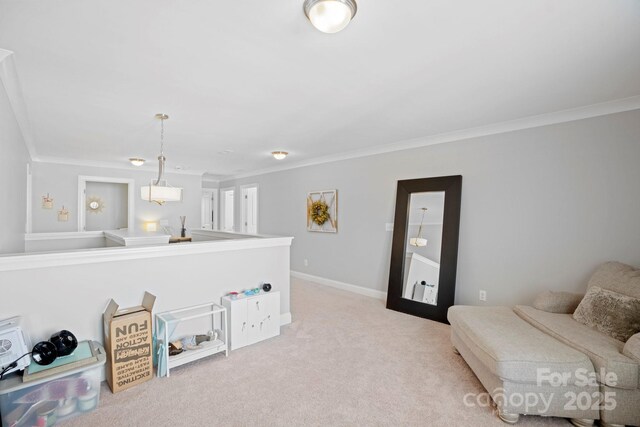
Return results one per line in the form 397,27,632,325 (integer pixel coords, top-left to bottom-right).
307,190,337,233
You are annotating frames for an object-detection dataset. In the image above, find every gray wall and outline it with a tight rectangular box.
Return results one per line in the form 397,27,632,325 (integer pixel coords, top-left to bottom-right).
221,110,640,306
31,162,202,233
0,81,29,253
85,181,128,231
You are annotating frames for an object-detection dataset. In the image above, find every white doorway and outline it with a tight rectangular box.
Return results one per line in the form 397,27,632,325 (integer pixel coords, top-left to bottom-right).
201,189,219,230
220,187,235,232
241,184,258,234
78,176,135,232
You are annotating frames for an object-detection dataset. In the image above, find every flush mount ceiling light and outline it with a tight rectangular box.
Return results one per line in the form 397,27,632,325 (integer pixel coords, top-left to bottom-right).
303,0,357,34
129,158,145,166
272,151,288,160
140,114,183,205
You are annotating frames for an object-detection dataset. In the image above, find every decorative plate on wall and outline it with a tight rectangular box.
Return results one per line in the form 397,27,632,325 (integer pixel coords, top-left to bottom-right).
307,190,337,233
86,196,105,214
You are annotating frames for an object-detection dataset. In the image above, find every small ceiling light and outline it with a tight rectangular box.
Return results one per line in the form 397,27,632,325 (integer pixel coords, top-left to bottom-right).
129,158,145,167
272,151,288,160
303,0,357,34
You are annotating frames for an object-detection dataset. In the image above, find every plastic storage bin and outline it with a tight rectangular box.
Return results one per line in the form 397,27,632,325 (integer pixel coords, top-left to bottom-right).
0,340,105,427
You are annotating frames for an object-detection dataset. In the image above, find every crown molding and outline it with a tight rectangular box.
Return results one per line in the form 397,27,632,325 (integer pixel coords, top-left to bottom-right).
33,156,206,176
202,174,223,184
4,43,639,184
223,95,640,182
0,49,37,161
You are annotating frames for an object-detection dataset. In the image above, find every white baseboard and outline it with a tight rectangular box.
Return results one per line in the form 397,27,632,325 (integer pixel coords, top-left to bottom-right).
290,271,387,300
280,312,292,326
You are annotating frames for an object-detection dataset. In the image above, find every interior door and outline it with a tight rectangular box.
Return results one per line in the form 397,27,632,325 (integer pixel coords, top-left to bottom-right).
241,185,258,234
201,190,218,230
201,193,212,229
221,188,235,232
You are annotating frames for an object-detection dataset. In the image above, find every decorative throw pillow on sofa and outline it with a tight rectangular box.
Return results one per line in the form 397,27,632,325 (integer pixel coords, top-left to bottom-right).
573,286,640,342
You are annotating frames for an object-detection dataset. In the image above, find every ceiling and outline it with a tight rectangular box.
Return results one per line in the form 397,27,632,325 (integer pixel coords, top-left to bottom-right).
1,0,639,179
409,192,444,225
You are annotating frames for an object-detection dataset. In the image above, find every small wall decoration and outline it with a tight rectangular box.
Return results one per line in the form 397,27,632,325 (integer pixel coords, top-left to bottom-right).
307,190,337,233
86,196,105,214
57,206,70,222
41,193,54,209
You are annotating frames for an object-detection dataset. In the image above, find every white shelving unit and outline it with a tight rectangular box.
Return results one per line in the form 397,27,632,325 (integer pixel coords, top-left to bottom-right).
221,291,280,350
155,302,228,377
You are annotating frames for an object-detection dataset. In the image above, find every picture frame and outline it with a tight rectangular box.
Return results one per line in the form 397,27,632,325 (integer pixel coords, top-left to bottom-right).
307,190,338,233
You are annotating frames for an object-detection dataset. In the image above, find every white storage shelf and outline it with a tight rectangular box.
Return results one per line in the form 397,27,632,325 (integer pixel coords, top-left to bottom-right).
155,302,228,378
221,291,280,351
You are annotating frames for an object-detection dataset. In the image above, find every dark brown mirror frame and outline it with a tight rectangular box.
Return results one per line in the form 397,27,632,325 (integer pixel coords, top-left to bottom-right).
386,175,462,323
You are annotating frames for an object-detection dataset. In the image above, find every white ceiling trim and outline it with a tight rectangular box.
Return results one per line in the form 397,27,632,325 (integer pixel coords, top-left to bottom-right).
0,49,37,161
224,95,640,182
34,156,205,176
202,176,221,184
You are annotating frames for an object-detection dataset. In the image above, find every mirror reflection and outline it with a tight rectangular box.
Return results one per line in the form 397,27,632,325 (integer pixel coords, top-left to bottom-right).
402,191,445,306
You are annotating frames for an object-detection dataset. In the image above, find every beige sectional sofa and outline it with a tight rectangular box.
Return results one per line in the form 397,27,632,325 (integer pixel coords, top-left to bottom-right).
449,262,640,426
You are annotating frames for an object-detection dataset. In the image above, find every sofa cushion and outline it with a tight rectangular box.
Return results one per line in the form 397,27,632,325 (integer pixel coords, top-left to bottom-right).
587,261,640,299
448,306,593,386
533,290,584,314
573,286,640,342
515,305,639,389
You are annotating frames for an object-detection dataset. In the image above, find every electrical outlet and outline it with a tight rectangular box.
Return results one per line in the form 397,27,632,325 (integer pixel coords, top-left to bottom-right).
304,259,308,267
479,290,487,302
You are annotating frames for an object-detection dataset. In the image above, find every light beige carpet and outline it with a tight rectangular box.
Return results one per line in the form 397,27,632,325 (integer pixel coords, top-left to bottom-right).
67,277,570,426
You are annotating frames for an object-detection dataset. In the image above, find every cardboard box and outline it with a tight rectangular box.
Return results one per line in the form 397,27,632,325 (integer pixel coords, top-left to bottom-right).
103,292,156,393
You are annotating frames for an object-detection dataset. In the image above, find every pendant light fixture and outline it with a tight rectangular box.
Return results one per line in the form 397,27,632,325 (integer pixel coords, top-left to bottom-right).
409,208,428,247
303,0,357,34
140,114,183,205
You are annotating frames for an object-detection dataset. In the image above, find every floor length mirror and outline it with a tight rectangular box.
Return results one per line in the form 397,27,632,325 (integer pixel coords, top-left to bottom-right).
386,176,462,323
